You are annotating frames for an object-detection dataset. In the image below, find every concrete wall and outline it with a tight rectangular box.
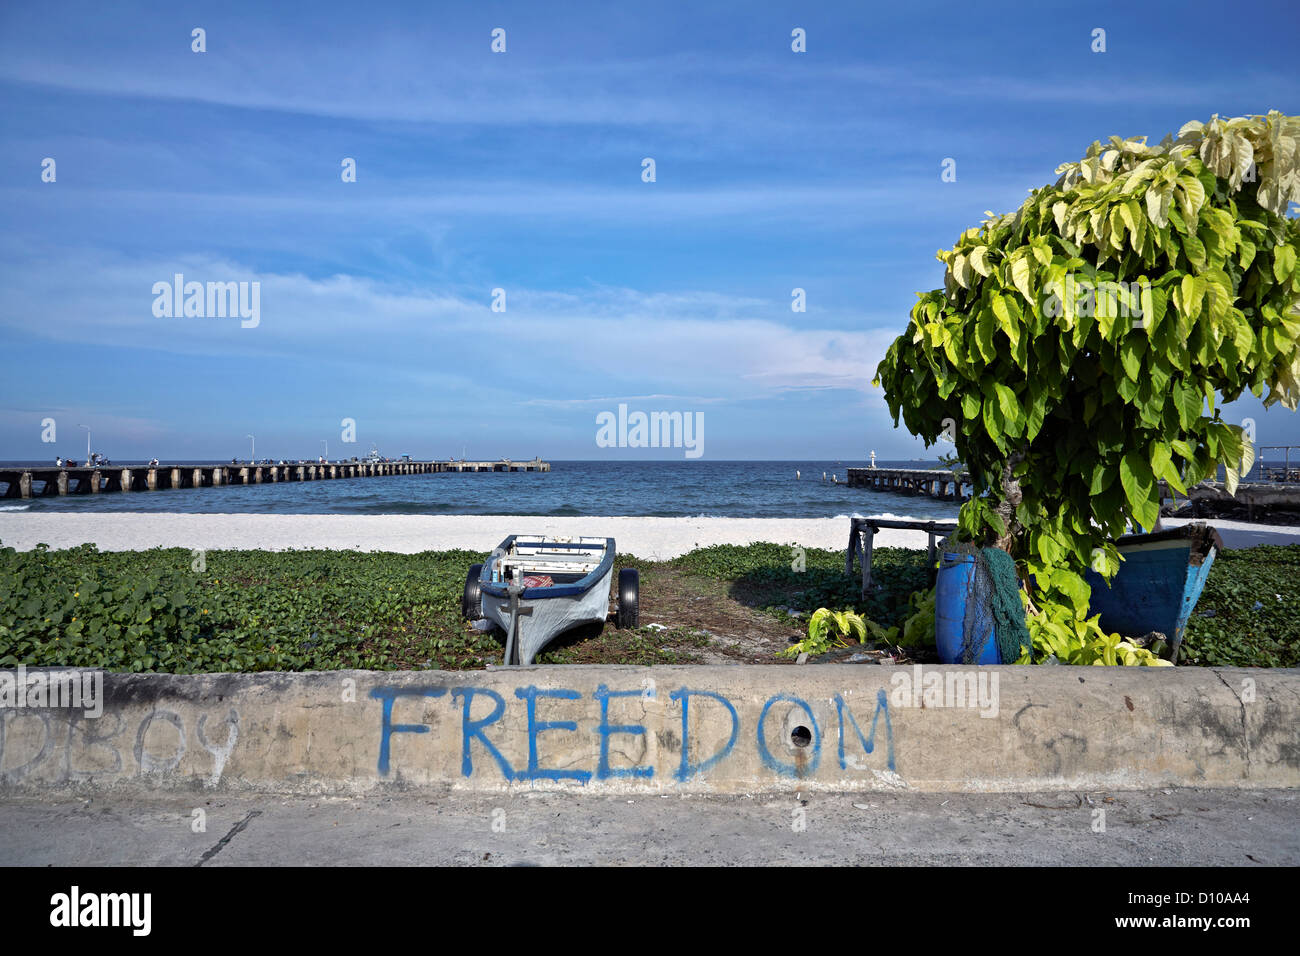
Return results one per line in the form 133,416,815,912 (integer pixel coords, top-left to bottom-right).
1,666,1297,795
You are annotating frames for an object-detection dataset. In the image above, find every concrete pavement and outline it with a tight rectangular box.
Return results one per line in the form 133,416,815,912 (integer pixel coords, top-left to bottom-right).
1,787,1294,866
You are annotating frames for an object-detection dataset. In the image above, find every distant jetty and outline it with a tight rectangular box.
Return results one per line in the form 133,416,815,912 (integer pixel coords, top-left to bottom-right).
846,467,970,501
0,458,550,499
843,465,1300,520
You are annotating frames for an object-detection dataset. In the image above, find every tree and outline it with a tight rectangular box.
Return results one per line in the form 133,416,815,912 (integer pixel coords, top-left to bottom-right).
874,112,1300,623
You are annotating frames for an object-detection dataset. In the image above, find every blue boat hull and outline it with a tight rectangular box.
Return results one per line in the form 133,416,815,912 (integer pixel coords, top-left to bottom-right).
1084,523,1221,654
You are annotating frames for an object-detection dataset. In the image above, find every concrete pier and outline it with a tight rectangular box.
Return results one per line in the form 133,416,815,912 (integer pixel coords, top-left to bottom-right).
0,458,550,499
845,467,971,500
845,467,1300,516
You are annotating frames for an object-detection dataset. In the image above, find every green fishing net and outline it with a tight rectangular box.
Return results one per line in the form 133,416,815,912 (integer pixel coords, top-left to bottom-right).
943,539,1031,664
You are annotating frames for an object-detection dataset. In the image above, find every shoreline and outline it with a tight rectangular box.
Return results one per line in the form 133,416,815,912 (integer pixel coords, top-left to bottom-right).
2,513,1299,560
0,514,886,560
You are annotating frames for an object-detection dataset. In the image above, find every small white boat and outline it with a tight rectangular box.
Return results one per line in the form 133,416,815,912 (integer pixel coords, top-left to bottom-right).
462,535,639,664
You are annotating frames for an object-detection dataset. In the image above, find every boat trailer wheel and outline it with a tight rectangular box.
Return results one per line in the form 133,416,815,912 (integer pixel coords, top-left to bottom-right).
616,567,639,629
462,563,483,620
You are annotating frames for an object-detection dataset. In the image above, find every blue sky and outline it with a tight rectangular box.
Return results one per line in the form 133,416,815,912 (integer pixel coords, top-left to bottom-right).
1,0,1297,461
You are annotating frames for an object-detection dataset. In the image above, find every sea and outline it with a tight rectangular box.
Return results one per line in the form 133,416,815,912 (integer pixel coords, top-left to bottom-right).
0,459,967,520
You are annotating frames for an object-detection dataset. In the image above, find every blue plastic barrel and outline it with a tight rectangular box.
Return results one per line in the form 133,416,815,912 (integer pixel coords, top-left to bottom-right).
935,552,1001,664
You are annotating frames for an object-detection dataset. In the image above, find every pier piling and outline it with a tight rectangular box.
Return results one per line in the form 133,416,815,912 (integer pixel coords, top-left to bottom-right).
0,458,551,499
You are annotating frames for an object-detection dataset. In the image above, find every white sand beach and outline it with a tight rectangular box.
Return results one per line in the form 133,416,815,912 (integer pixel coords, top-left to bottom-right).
0,514,872,560
1,512,1298,559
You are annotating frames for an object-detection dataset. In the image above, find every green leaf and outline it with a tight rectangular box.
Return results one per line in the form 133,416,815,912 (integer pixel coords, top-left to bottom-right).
1119,336,1144,381
1119,450,1158,529
1089,462,1115,495
1146,183,1171,228
1119,200,1139,247
1224,464,1240,497
1009,253,1034,301
951,252,971,289
982,392,1006,452
1150,441,1187,495
1050,568,1092,616
1240,433,1256,477
975,307,997,362
1175,381,1203,428
1140,284,1166,336
1034,531,1063,565
992,294,1022,349
1275,245,1297,284
1239,239,1256,271
1178,175,1206,222
993,382,1021,423
1209,421,1242,463
1024,387,1047,440
1179,274,1202,320
1108,205,1126,251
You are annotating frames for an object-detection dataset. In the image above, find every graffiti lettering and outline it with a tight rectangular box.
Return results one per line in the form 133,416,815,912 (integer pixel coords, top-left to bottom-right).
369,685,893,784
451,687,514,778
0,703,241,786
515,686,591,783
594,683,653,781
370,686,446,776
835,691,895,772
757,693,821,777
670,688,740,782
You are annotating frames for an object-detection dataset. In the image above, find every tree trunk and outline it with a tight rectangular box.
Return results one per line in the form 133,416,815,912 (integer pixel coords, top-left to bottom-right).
994,452,1026,552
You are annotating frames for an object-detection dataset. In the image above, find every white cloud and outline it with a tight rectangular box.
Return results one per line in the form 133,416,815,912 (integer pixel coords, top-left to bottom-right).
0,249,901,405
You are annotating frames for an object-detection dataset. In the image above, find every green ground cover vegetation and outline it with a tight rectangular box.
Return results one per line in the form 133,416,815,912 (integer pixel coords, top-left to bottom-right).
1,541,1293,672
